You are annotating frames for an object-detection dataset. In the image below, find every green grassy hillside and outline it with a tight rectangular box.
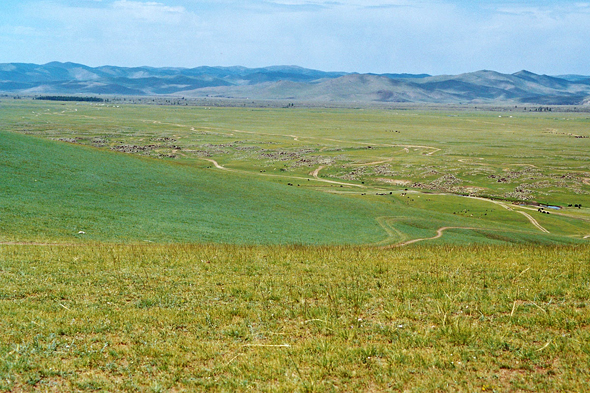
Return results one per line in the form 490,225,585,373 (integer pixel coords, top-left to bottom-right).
0,130,396,244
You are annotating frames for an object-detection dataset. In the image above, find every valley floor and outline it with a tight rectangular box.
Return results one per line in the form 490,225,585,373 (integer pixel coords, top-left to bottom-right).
1,99,589,246
1,100,590,391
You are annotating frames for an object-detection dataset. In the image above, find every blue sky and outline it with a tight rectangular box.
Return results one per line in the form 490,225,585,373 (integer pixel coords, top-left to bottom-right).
0,0,588,75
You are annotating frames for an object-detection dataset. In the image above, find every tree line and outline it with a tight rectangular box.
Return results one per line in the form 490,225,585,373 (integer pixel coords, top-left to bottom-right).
35,96,105,102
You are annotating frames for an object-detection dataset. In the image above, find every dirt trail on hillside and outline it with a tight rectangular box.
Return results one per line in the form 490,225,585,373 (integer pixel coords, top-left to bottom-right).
228,128,441,156
376,194,557,247
201,159,364,188
201,158,228,170
466,196,511,207
309,166,365,188
516,211,550,233
385,227,479,247
320,137,440,156
466,196,550,233
425,148,442,156
310,166,325,178
373,217,409,246
224,126,441,156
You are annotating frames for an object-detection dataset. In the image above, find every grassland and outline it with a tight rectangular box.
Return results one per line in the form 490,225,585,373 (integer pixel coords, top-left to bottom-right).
1,244,589,391
1,99,589,246
1,99,590,391
0,129,399,245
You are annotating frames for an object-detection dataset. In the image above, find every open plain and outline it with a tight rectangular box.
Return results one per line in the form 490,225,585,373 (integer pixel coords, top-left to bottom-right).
1,99,589,245
1,98,589,391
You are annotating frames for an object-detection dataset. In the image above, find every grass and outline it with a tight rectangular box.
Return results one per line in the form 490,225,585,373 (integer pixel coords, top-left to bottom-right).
0,130,398,244
1,99,589,246
1,243,589,391
4,101,590,203
1,99,590,391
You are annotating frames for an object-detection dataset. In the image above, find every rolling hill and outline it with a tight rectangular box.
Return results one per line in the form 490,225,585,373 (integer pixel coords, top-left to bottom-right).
0,130,401,244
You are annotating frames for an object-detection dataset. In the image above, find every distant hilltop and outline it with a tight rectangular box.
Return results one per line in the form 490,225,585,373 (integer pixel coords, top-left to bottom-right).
1,62,589,105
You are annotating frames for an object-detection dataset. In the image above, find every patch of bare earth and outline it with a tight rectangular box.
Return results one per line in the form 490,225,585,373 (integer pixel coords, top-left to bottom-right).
376,178,411,186
460,186,486,194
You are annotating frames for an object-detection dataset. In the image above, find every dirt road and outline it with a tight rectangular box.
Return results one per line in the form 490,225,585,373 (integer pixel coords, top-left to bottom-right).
517,211,550,233
202,158,227,170
386,227,478,247
309,166,365,188
466,196,550,233
310,166,325,178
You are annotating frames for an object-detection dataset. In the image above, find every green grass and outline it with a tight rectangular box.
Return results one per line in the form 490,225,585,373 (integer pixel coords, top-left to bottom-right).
1,244,589,391
0,130,403,244
1,100,589,246
1,100,590,391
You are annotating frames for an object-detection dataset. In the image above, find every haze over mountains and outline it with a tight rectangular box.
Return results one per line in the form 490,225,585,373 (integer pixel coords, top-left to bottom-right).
1,62,589,105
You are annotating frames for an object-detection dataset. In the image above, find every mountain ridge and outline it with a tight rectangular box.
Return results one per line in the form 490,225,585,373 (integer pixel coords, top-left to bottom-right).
1,62,589,104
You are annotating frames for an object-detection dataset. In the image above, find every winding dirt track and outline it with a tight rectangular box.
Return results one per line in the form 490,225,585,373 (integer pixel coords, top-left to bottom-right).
200,159,365,188
466,196,550,233
202,158,227,170
308,166,365,188
373,217,408,246
310,166,325,178
385,227,479,248
516,211,550,233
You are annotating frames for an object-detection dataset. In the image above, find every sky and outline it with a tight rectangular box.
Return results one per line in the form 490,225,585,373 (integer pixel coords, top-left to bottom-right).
0,0,589,75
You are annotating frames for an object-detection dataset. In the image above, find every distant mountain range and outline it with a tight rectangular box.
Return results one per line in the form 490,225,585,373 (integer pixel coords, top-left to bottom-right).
1,62,589,105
